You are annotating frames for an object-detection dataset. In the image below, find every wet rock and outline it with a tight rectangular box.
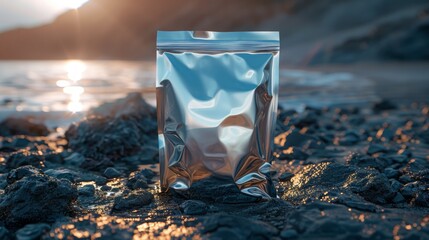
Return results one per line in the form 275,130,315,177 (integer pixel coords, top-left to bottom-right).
0,117,49,137
6,152,44,169
16,223,50,240
126,171,149,190
280,228,298,239
367,143,388,155
113,190,153,211
0,171,77,228
201,214,278,239
104,167,122,179
65,93,157,166
277,147,309,161
180,200,208,215
373,99,397,112
78,184,95,197
279,172,294,182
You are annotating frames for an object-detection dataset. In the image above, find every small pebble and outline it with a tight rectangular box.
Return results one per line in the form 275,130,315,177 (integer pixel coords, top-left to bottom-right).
78,184,95,196
104,167,122,179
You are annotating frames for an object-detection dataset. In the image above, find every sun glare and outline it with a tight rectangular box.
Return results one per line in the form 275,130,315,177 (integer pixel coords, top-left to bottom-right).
53,0,89,10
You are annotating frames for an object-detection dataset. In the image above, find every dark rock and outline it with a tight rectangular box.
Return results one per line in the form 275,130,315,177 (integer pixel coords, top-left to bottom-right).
201,214,278,239
346,152,388,171
398,174,413,184
279,172,294,182
44,168,106,185
389,179,403,192
282,162,394,205
63,152,85,166
113,190,153,211
11,138,31,148
44,153,63,164
0,118,49,137
337,197,378,212
100,185,111,191
275,129,316,148
126,171,149,190
414,190,429,207
338,131,360,146
384,167,399,178
16,223,50,240
7,166,43,184
180,200,208,215
140,168,156,180
0,227,11,240
389,154,409,163
65,93,157,165
280,228,298,239
302,218,364,239
79,157,114,171
347,171,395,204
291,111,319,128
0,172,77,228
78,184,95,196
373,99,397,112
6,152,44,169
367,143,388,155
103,167,122,179
400,181,421,199
349,116,366,125
392,193,406,203
277,147,309,161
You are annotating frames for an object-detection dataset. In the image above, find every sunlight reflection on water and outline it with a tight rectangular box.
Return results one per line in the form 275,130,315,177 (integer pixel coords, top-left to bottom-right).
57,60,86,112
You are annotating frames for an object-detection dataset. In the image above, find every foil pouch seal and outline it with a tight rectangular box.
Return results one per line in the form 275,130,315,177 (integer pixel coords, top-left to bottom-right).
156,31,279,199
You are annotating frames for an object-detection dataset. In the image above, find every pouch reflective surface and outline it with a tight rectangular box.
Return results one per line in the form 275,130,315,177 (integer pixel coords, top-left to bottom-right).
156,31,279,198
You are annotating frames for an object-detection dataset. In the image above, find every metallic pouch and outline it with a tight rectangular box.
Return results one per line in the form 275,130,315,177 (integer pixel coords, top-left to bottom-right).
156,31,279,198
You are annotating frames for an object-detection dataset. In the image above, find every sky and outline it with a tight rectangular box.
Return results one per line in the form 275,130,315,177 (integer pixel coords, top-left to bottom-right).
0,0,89,32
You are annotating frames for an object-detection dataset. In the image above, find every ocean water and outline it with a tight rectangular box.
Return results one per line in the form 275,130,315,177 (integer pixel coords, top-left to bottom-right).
0,60,378,115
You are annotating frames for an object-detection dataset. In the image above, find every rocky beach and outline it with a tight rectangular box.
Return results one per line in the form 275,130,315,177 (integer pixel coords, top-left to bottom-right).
0,92,428,239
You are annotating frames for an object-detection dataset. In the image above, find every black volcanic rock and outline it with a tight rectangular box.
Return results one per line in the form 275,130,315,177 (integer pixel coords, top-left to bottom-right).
0,168,77,228
65,93,158,169
282,162,395,205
